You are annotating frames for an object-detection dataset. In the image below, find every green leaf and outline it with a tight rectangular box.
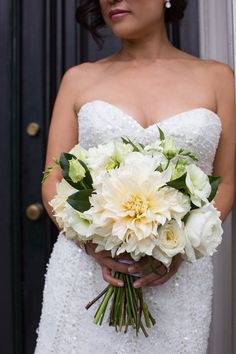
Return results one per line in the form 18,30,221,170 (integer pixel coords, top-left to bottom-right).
52,157,60,166
121,137,140,152
155,165,164,172
157,126,165,141
67,189,93,212
166,172,187,191
41,166,54,184
60,152,93,189
178,150,198,162
208,175,221,202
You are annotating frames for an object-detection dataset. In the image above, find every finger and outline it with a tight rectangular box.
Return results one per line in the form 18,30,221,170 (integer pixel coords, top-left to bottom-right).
114,253,134,261
101,265,124,287
146,263,179,287
127,257,162,274
103,258,131,274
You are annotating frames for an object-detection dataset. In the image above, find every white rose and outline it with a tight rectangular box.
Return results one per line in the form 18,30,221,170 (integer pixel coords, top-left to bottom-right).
184,203,223,261
186,164,211,207
152,219,186,267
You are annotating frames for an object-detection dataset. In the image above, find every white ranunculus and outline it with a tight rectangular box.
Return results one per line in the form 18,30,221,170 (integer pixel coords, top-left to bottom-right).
69,144,87,161
152,219,186,267
186,164,211,207
49,179,77,228
184,203,223,261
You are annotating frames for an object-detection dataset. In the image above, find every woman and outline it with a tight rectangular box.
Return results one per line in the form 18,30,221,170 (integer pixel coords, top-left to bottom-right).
35,0,236,353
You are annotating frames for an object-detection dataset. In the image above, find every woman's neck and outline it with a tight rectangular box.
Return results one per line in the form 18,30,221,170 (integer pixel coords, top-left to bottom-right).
117,24,176,64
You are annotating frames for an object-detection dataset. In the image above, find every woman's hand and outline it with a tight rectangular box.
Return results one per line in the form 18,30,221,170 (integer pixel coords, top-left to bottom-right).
127,254,183,288
84,241,134,287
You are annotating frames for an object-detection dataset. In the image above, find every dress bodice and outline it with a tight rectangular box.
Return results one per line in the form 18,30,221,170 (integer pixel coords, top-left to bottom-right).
78,100,222,175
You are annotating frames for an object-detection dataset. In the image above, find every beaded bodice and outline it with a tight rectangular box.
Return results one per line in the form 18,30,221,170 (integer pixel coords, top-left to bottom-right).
78,100,222,175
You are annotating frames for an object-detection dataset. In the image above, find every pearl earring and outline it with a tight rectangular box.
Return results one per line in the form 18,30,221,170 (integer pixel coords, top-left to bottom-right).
165,0,171,8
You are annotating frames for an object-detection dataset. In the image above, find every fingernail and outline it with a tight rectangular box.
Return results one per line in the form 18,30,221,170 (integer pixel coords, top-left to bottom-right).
128,266,136,273
117,281,123,287
133,282,141,288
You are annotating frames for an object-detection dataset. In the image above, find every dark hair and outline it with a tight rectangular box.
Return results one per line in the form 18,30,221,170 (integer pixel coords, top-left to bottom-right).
76,0,188,45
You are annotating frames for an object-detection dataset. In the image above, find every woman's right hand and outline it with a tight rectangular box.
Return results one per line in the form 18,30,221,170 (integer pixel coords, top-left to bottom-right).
84,241,135,287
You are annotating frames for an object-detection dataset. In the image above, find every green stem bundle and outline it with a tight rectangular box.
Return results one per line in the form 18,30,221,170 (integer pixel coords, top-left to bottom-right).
85,272,156,337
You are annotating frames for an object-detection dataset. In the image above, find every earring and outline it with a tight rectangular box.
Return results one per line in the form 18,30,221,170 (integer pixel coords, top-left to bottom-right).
165,0,171,8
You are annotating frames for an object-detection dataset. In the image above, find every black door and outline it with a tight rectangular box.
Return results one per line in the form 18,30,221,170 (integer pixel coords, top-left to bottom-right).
0,1,199,353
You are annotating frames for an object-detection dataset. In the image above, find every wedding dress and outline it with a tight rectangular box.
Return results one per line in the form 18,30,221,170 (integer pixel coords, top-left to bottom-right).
34,100,222,354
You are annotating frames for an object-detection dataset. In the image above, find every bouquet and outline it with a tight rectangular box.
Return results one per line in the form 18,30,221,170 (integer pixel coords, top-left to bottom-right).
43,127,223,337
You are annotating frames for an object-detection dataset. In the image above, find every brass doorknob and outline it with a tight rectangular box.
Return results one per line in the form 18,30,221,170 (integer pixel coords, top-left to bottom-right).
26,203,44,220
27,122,40,136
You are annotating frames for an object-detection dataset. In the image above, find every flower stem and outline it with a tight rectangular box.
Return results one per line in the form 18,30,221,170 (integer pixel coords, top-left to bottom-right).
85,285,110,310
93,286,114,324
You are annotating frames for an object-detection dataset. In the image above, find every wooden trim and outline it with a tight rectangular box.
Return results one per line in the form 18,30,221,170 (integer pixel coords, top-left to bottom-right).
11,0,23,352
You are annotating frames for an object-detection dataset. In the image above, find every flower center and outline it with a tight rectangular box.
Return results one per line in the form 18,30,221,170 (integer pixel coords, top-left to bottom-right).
164,230,177,247
122,194,146,218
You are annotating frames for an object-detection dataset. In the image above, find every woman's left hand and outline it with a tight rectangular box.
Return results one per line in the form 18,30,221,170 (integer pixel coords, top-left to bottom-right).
127,254,183,288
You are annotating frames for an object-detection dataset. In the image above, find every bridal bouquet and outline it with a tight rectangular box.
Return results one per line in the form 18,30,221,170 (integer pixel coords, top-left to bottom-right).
43,127,223,337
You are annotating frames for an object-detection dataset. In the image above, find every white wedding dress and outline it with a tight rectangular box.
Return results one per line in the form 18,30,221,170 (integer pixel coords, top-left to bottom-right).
34,100,222,354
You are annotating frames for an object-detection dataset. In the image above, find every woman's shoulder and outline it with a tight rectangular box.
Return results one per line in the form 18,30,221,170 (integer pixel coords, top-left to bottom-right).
176,50,234,89
174,49,233,73
61,62,102,85
58,61,106,102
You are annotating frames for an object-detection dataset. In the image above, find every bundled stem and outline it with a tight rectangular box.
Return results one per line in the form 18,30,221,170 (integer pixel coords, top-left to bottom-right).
85,272,156,337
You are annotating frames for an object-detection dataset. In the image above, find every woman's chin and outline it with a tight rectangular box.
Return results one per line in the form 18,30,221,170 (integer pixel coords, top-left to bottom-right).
111,27,144,41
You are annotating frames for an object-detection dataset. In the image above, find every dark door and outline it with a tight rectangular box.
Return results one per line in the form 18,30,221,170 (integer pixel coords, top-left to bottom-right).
0,1,199,353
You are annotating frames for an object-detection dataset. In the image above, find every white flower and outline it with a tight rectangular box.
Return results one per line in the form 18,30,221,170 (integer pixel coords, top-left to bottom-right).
159,187,191,224
186,164,211,207
170,159,188,180
63,204,91,241
124,151,171,174
87,140,133,174
152,220,186,267
49,179,77,228
84,161,188,259
184,203,223,261
69,144,87,161
68,158,86,183
161,136,177,159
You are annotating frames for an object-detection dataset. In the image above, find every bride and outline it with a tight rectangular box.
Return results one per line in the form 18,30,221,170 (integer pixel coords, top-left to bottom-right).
35,0,236,353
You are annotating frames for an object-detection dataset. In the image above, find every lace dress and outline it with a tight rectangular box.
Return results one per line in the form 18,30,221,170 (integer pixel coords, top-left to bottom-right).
34,100,222,354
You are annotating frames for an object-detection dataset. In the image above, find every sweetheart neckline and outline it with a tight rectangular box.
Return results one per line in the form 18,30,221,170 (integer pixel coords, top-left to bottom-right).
76,99,222,130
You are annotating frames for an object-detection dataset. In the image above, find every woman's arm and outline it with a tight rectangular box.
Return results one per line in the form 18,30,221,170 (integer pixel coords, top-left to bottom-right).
212,63,236,222
41,67,81,227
